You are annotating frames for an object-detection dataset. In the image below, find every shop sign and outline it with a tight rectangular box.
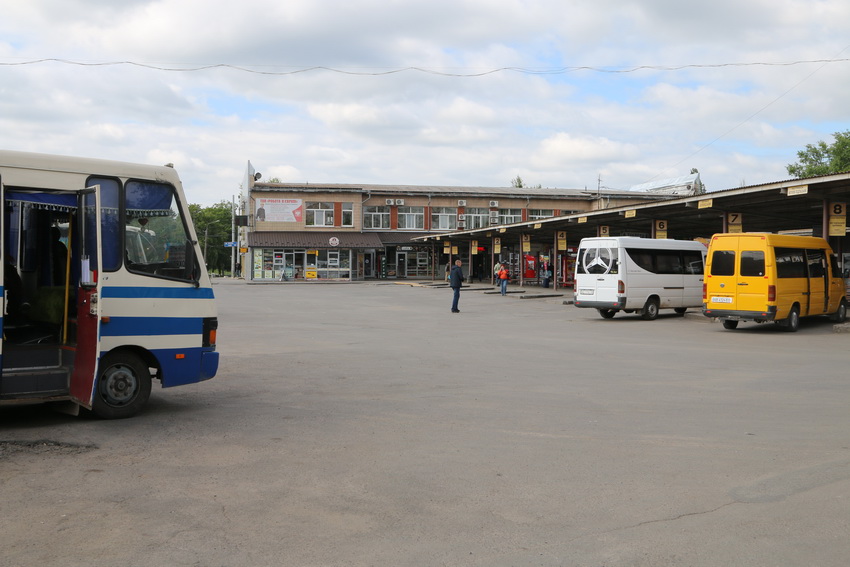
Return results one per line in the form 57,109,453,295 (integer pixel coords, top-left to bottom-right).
328,237,340,247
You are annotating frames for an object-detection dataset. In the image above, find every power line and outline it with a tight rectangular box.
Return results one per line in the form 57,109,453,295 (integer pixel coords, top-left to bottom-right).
1,57,849,76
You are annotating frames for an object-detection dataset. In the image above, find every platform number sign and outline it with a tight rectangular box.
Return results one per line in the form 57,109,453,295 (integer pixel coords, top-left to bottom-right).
726,212,743,233
598,225,609,237
828,202,846,237
654,220,667,239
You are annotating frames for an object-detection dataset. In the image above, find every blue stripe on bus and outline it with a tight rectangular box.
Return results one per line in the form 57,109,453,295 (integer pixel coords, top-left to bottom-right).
100,316,203,336
101,286,215,299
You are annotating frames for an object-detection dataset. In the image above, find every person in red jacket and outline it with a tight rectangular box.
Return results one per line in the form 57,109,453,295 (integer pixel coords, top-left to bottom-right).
498,264,509,296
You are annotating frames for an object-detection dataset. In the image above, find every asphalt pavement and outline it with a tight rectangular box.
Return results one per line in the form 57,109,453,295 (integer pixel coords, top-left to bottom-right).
2,278,849,566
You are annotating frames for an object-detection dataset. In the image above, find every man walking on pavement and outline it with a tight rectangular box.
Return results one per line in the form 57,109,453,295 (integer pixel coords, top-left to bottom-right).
449,259,464,313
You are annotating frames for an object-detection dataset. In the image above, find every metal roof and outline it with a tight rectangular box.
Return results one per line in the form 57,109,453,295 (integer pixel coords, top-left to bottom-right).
251,181,672,201
415,172,850,245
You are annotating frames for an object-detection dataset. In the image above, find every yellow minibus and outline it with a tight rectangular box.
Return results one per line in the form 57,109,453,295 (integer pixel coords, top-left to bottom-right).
703,233,847,331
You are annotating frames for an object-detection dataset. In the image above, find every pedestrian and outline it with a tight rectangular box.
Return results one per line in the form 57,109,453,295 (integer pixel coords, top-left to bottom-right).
493,261,502,287
498,263,509,296
449,259,464,313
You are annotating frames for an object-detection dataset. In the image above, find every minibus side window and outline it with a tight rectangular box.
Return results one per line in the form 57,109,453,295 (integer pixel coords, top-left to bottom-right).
829,254,841,278
655,251,683,274
625,248,654,272
740,251,765,277
710,250,735,276
683,251,704,275
806,249,825,278
775,247,806,278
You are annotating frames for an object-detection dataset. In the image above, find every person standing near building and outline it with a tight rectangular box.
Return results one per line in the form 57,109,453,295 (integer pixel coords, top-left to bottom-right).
449,259,464,313
498,263,509,296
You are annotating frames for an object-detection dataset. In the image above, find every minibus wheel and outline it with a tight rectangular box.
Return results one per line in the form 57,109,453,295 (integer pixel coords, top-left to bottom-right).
598,309,616,319
674,308,687,315
722,319,739,330
91,353,152,419
782,306,800,332
640,298,659,320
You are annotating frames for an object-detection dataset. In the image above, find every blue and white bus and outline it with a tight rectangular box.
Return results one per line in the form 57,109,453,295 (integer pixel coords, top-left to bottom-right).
0,150,219,418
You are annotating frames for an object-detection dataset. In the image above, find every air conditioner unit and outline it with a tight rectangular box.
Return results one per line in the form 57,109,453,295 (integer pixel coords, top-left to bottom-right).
395,199,405,206
385,199,394,206
488,210,499,218
458,214,466,221
490,217,500,225
489,200,499,207
457,220,465,228
457,200,466,207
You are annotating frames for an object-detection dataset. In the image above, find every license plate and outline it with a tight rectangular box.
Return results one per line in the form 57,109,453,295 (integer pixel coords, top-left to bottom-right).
711,296,733,304
579,289,594,295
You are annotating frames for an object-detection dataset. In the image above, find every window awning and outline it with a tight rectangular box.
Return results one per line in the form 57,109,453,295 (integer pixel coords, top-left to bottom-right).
248,231,385,249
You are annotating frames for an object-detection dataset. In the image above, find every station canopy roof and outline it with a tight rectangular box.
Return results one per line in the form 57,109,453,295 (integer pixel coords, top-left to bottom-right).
415,172,850,245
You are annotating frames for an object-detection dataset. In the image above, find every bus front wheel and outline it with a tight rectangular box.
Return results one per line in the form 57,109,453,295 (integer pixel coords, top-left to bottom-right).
92,353,152,419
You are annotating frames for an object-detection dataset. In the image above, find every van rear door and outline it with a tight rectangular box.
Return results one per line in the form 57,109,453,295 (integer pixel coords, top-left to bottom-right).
706,235,769,313
576,239,619,305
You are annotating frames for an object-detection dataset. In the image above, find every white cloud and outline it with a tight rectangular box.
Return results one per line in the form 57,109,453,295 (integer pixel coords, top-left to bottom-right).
1,0,848,204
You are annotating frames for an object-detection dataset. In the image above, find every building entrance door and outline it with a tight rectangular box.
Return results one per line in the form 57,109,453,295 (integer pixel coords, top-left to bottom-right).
397,251,408,279
364,251,375,278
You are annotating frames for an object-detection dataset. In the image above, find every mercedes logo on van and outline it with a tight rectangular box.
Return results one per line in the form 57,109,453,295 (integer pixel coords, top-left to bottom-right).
719,283,725,288
582,245,614,274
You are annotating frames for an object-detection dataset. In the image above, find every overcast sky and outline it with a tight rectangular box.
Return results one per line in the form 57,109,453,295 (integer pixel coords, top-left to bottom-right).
1,0,849,206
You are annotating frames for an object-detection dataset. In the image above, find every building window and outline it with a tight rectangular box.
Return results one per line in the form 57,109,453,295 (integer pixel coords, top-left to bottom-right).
306,202,334,226
341,203,353,226
398,206,425,229
431,207,457,230
499,208,522,224
465,207,490,229
528,209,554,220
363,205,390,229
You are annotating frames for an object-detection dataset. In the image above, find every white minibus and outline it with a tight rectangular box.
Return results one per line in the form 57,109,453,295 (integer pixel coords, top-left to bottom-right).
574,237,706,319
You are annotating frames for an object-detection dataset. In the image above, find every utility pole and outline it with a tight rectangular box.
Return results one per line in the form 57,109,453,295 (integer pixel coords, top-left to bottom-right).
231,195,236,277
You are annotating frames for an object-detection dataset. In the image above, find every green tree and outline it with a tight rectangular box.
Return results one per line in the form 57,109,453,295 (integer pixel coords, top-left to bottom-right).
787,130,850,178
189,201,234,274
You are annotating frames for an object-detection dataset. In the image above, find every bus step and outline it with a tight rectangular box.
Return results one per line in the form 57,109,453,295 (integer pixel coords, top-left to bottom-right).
2,345,63,369
0,367,70,397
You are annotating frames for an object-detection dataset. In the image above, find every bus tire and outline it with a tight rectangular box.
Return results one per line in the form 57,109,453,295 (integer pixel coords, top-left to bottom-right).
91,353,152,419
641,297,659,320
722,319,739,330
598,309,616,319
830,299,847,323
782,306,800,333
674,307,687,315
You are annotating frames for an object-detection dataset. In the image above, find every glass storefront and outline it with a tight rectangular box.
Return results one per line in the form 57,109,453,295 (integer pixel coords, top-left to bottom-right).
252,248,354,280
